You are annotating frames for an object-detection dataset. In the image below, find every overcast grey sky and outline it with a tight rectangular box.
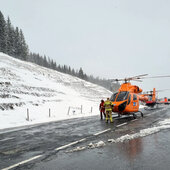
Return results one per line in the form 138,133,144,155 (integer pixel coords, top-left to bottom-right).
0,0,170,97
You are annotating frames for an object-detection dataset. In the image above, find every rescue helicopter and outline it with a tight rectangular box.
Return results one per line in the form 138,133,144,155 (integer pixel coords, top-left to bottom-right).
110,74,170,118
142,88,157,108
159,97,170,105
143,89,170,108
157,97,170,105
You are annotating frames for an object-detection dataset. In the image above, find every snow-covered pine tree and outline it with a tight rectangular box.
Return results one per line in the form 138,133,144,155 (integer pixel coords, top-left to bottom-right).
13,27,20,58
0,11,7,53
6,17,15,56
71,68,76,76
19,29,29,60
43,55,48,67
78,67,84,79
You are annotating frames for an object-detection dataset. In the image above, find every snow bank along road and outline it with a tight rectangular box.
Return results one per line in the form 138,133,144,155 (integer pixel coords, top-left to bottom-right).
0,106,169,170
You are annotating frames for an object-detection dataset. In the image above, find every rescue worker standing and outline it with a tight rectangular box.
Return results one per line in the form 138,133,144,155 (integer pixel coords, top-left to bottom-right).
104,98,113,123
99,100,106,120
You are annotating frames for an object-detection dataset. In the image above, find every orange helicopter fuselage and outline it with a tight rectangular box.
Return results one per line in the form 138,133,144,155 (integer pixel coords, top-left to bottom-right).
111,82,148,114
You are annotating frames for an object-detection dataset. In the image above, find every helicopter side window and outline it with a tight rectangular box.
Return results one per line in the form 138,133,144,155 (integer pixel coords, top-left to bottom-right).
116,91,129,101
133,94,137,101
110,92,118,101
127,94,131,105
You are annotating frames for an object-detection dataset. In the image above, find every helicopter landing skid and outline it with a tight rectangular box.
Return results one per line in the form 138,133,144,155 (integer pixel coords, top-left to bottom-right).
133,113,137,119
113,112,143,120
138,111,144,117
133,111,143,119
144,106,158,111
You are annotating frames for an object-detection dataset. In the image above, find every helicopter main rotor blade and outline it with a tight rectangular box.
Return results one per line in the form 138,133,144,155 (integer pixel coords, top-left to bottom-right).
109,79,120,82
133,79,143,82
129,74,148,79
109,78,125,82
156,89,170,92
109,74,148,82
109,74,170,83
141,75,170,79
143,89,170,94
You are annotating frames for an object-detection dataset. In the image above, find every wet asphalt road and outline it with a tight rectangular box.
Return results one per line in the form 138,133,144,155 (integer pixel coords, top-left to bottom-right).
0,106,170,170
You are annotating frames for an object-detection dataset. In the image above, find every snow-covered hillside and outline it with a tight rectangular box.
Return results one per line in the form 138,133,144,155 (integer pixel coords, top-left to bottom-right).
0,53,111,129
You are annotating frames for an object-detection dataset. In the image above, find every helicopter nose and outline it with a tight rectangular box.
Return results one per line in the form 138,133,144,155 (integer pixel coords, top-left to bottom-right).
118,101,127,112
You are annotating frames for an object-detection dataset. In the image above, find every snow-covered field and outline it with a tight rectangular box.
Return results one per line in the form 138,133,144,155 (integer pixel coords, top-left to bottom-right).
0,53,111,129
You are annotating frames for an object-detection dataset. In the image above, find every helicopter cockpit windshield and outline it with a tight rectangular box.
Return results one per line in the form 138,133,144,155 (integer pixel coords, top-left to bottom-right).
110,92,118,101
110,91,129,102
116,91,129,101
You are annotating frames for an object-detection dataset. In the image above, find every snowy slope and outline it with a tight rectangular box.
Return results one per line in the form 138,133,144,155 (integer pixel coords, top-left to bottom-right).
0,53,111,129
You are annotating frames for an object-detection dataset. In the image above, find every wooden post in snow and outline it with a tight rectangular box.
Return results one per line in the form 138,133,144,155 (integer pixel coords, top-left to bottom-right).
67,106,70,115
49,108,51,117
26,108,29,121
81,105,83,114
91,107,93,113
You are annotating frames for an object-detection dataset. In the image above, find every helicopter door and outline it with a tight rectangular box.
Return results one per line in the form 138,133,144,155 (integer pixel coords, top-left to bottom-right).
127,94,131,105
133,94,138,107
